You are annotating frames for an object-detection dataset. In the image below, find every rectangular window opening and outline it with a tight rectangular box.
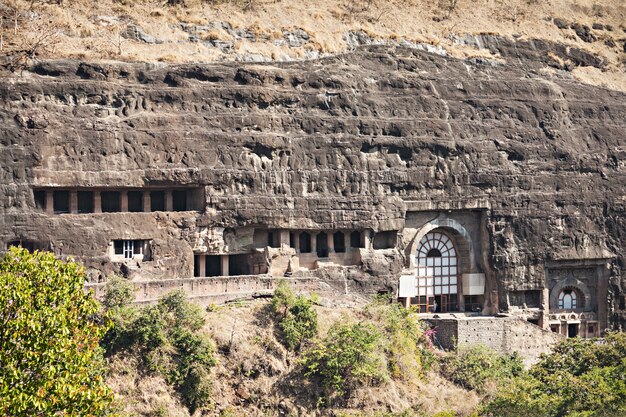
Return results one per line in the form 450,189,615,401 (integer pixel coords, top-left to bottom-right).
113,240,150,261
172,190,187,211
206,255,221,277
34,190,46,210
53,190,70,214
101,191,121,213
150,191,165,212
77,191,94,213
128,191,143,212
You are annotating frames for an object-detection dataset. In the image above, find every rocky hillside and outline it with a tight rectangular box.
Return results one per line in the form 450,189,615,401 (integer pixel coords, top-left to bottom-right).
1,0,625,90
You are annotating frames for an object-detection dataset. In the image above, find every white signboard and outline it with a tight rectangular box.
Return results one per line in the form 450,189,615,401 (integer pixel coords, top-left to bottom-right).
398,275,417,297
462,273,485,295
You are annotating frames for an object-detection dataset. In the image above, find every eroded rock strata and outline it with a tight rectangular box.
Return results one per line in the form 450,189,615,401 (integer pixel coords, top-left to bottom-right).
1,45,624,341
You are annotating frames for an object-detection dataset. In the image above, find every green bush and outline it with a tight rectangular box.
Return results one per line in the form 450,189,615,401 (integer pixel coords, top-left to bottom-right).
103,289,216,414
301,321,386,397
379,302,431,379
102,275,135,309
272,280,318,351
440,345,523,392
482,333,626,417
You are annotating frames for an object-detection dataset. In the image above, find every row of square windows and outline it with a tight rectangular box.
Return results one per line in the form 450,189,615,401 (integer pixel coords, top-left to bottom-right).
34,190,192,214
417,285,459,296
417,276,458,285
417,266,459,277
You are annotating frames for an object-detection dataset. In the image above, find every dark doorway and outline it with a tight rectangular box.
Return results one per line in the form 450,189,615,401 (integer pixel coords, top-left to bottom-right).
299,232,311,253
333,231,345,253
172,190,187,211
568,323,579,338
317,232,328,257
267,231,279,248
53,190,70,213
205,255,221,277
34,190,46,210
150,191,165,211
101,191,121,212
77,191,94,213
350,231,362,248
229,254,251,276
128,191,143,212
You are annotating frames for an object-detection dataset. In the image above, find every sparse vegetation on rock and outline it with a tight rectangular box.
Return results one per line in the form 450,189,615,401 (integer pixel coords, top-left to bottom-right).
440,345,524,393
103,285,216,414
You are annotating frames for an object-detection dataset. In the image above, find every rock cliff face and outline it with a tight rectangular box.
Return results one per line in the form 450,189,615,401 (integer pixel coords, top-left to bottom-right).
0,44,624,328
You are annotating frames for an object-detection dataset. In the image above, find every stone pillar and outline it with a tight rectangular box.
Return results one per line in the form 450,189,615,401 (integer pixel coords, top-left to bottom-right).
327,232,334,253
279,230,290,248
363,230,371,249
458,282,465,312
45,191,54,214
120,191,129,212
197,255,206,277
94,191,102,214
344,231,351,251
69,191,78,214
311,233,317,256
221,255,229,276
294,232,301,253
143,191,151,212
541,288,551,329
165,190,173,211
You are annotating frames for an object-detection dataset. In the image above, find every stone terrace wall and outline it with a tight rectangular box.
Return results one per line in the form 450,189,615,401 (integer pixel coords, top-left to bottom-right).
429,316,563,365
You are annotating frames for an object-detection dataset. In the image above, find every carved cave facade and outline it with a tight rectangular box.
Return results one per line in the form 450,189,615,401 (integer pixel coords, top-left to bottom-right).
1,52,623,341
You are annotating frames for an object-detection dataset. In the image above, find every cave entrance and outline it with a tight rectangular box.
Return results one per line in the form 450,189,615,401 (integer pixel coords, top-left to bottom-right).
568,323,579,338
316,232,328,258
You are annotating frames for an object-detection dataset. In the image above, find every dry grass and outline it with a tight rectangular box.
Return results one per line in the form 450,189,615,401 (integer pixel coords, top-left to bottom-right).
107,355,190,417
0,0,624,89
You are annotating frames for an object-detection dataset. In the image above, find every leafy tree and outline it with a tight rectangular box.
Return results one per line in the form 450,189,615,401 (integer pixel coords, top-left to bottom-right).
101,275,134,310
365,301,434,379
0,247,114,416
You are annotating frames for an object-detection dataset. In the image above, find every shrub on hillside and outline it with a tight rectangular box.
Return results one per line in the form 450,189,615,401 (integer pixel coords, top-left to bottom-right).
482,333,626,417
364,300,435,380
440,345,523,393
301,321,386,398
272,280,318,351
103,288,216,414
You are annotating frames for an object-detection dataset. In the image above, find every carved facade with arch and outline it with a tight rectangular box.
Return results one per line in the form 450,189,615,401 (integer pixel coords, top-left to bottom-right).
399,208,612,339
546,264,605,338
399,210,497,315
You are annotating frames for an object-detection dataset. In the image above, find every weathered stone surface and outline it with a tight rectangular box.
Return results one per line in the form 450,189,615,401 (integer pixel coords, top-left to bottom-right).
0,44,624,327
121,25,160,44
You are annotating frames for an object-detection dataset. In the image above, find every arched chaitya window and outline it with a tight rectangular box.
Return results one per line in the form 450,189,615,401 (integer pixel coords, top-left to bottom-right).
415,232,458,313
558,289,578,309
